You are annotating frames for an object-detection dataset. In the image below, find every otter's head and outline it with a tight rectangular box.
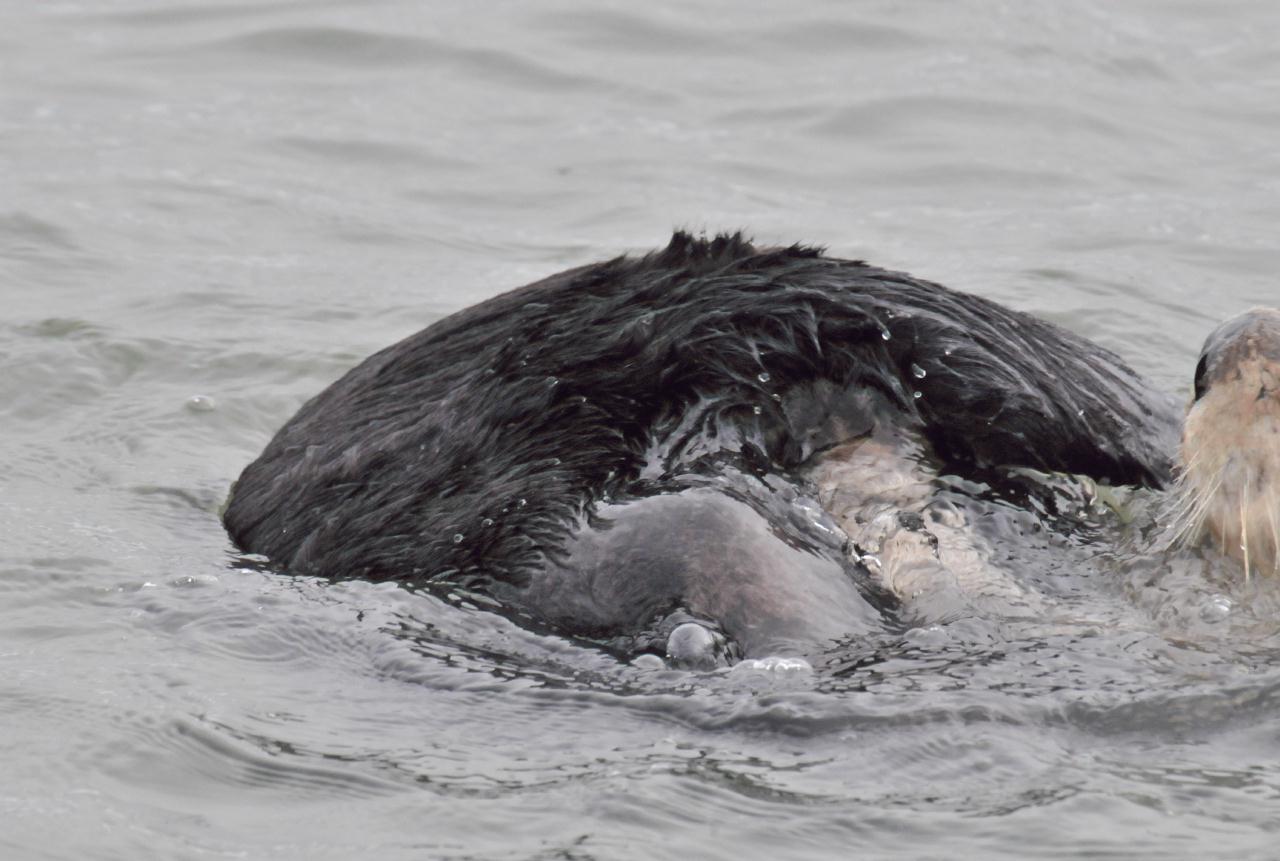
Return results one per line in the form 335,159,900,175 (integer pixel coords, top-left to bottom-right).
1173,308,1280,577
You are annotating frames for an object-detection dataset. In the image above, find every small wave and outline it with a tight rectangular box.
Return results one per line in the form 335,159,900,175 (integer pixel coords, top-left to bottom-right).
169,26,599,94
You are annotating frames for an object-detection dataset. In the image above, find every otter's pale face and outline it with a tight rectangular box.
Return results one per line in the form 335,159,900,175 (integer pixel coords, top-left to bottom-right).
1176,308,1280,577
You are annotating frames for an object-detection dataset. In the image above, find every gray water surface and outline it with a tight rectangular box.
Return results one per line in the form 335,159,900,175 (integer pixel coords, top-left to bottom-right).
5,1,1280,858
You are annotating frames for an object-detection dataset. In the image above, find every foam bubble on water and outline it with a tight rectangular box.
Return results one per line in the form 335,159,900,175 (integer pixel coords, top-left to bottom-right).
630,653,666,670
732,656,813,674
903,624,950,646
1200,593,1233,622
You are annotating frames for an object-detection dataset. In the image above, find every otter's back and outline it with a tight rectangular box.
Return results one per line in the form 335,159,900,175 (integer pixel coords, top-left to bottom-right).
223,233,1181,602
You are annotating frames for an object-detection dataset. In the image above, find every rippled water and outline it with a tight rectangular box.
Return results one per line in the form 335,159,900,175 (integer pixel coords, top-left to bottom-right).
6,1,1280,858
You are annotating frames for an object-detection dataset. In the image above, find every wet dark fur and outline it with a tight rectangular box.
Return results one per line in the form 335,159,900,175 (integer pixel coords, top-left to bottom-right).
224,232,1180,642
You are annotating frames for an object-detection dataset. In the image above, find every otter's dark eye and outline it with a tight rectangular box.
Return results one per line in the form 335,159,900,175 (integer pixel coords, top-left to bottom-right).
1192,354,1208,402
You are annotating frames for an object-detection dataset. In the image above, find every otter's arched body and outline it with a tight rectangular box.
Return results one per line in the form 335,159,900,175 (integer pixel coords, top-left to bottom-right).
1173,309,1280,578
223,233,1185,662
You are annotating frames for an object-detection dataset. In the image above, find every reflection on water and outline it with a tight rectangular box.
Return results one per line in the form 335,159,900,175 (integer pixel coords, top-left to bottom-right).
6,0,1280,857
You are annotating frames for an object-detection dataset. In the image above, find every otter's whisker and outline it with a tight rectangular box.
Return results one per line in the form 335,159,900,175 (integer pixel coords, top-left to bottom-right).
1173,490,1220,550
1163,469,1224,551
1268,493,1280,576
1169,477,1211,527
1240,473,1252,582
1178,447,1206,474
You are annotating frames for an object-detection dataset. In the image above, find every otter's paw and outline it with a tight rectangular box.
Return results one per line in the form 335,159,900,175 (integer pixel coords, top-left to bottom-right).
665,622,735,670
617,609,743,670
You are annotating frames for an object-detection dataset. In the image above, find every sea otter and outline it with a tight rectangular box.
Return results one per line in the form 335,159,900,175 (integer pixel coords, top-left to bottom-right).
222,232,1272,666
1169,308,1280,578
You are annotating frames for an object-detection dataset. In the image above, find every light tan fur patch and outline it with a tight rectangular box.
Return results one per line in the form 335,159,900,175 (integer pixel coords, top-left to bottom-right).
1172,309,1280,578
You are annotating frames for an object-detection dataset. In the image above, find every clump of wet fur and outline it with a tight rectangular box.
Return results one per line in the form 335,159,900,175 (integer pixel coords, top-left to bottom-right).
1166,308,1280,577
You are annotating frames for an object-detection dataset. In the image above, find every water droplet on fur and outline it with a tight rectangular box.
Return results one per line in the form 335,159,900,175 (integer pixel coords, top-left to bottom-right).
880,328,891,341
481,518,494,528
545,376,559,387
757,371,771,383
452,533,464,543
771,393,781,401
913,391,923,399
518,498,527,508
186,395,215,412
911,363,926,379
752,405,763,415
944,348,953,356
